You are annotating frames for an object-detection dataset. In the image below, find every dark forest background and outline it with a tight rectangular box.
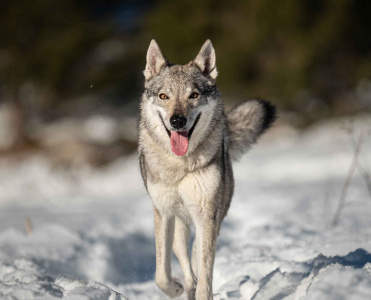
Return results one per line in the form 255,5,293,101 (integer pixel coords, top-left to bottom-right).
0,0,370,163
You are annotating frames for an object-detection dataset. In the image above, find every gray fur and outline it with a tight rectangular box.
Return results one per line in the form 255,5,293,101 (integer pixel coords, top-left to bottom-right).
227,99,277,161
138,39,276,300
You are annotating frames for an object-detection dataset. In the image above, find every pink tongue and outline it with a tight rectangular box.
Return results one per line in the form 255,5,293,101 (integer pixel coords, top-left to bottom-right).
170,131,189,156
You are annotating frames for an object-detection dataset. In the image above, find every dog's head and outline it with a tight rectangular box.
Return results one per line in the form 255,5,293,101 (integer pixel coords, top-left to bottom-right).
141,40,221,156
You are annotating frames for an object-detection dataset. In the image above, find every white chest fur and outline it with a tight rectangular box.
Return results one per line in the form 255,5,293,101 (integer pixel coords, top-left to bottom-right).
147,161,221,224
147,181,190,221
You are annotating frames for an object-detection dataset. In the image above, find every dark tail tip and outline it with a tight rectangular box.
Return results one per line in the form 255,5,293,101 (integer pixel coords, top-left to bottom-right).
257,99,277,133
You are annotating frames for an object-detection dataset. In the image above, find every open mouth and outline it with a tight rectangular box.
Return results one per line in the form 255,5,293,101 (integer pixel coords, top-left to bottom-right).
158,113,201,156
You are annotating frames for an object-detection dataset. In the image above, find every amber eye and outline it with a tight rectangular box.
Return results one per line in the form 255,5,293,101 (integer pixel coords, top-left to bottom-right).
189,92,199,99
159,93,168,100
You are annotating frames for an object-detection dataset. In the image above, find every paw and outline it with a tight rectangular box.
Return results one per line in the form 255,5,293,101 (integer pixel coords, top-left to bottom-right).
186,287,196,300
185,274,197,300
156,277,184,298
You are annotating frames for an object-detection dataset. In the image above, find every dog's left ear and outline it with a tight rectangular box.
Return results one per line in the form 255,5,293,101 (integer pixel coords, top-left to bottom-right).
194,39,218,80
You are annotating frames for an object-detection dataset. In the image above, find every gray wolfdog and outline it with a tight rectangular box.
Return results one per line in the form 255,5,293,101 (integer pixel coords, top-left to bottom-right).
138,39,276,299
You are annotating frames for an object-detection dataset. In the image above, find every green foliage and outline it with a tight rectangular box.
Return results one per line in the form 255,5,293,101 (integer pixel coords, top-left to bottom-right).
143,0,371,121
0,0,111,100
0,0,370,125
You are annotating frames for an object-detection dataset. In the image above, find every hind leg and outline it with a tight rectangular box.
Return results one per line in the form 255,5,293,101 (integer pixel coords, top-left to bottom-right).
191,237,198,278
173,217,197,300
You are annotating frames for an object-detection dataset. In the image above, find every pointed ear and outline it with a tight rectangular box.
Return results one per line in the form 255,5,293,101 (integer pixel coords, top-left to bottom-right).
144,39,167,80
194,39,218,80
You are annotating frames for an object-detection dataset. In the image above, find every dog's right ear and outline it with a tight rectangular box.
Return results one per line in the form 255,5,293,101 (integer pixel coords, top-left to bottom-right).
144,39,167,80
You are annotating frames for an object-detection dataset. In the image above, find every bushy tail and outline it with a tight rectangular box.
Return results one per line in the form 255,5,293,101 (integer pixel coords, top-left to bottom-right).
227,99,276,161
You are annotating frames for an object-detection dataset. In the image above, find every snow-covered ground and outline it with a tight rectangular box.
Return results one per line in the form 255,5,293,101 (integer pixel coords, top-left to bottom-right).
0,116,370,299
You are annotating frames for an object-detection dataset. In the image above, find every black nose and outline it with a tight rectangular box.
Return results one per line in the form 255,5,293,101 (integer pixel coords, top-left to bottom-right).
170,114,187,129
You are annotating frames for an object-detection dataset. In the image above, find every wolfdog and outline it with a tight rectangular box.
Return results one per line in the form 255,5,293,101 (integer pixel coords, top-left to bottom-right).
138,39,276,299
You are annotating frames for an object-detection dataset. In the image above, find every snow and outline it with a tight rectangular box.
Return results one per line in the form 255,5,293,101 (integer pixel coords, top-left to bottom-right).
0,259,126,299
0,116,370,299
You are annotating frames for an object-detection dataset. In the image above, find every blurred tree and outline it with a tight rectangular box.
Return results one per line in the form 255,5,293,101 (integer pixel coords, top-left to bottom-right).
143,0,371,125
0,0,150,149
0,0,370,149
0,0,109,149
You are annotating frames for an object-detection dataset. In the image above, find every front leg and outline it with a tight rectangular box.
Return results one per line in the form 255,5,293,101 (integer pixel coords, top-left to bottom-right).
194,213,218,300
153,207,184,298
179,163,223,300
173,217,197,299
